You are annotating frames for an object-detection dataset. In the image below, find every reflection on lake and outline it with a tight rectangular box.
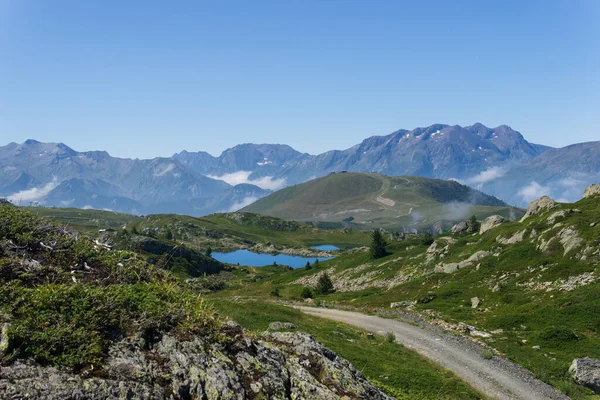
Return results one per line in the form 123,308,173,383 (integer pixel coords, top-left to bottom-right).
211,249,334,269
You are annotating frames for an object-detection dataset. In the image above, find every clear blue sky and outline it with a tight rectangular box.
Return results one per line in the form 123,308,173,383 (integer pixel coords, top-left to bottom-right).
1,0,598,159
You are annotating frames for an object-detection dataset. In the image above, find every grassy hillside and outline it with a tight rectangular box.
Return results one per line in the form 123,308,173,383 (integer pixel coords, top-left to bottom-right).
29,207,372,254
243,172,523,231
218,192,600,399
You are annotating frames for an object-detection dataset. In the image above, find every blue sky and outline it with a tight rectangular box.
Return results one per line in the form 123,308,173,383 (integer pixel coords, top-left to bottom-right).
1,0,598,159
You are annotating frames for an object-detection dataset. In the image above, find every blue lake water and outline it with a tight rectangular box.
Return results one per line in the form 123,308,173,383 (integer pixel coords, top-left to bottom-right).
211,250,334,269
310,245,340,251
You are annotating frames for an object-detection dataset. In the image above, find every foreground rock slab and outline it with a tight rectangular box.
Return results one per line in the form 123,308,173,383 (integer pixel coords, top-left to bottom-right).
0,325,390,400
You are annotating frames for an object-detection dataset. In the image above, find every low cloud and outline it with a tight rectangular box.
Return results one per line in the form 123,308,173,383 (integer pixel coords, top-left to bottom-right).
228,196,259,212
460,167,506,187
443,201,473,220
209,171,286,191
518,181,550,203
7,178,58,204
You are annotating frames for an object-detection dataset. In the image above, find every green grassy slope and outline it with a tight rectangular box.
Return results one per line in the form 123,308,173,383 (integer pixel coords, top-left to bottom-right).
243,172,523,230
219,193,600,399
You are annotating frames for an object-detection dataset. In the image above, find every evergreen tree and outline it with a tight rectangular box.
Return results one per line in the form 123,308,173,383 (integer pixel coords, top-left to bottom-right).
205,246,212,258
369,230,388,259
316,273,334,294
305,261,312,270
314,259,319,268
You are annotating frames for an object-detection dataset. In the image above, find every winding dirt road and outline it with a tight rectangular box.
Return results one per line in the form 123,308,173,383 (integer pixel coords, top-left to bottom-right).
296,307,570,400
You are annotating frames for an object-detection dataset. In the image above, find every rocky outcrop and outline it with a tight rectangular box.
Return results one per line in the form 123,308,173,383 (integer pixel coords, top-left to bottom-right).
479,215,506,235
434,250,491,274
569,357,600,393
451,221,469,234
547,209,582,224
0,322,11,355
520,196,557,222
497,230,527,244
426,237,457,264
583,184,600,199
0,324,391,400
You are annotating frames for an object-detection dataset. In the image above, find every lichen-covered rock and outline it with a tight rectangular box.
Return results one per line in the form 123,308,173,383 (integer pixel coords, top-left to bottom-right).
520,196,557,222
569,357,600,393
0,326,391,400
479,215,506,235
434,250,491,274
0,322,11,355
583,184,600,199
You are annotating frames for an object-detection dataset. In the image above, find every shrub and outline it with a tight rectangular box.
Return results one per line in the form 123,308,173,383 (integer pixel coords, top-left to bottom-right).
301,287,313,299
385,332,395,343
421,233,434,246
305,261,312,270
481,351,493,360
270,287,280,297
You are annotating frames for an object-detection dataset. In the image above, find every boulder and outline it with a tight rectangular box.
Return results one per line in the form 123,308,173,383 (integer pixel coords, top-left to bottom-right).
471,297,480,309
390,301,414,308
497,229,527,244
583,184,600,199
520,196,557,222
451,221,469,234
569,357,600,393
479,215,506,235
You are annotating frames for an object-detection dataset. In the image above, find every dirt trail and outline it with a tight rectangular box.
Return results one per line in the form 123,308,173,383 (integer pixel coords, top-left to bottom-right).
296,306,570,400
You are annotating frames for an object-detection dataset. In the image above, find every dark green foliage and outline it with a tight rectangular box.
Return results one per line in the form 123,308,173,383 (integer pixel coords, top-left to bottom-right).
270,287,280,297
305,261,312,270
369,230,388,259
316,273,334,294
314,259,319,268
301,287,313,299
205,246,212,258
420,233,434,246
537,327,579,348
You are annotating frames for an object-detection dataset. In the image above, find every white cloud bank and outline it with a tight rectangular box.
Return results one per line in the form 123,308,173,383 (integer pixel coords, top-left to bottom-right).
228,196,260,212
208,171,286,191
518,181,551,203
460,167,506,187
7,178,58,204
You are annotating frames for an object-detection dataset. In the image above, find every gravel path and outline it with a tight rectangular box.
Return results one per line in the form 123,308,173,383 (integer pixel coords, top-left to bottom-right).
296,306,570,400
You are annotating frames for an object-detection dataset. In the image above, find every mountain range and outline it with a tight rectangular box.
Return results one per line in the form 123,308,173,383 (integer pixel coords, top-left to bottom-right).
1,123,598,215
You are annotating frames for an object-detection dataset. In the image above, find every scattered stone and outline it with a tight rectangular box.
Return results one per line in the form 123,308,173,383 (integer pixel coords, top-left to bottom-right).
547,209,582,224
591,222,597,227
491,329,504,335
471,297,481,309
268,321,298,331
492,283,501,292
367,333,375,339
532,345,541,351
470,330,492,338
479,215,506,235
569,357,600,393
520,196,557,222
390,301,414,308
583,184,600,199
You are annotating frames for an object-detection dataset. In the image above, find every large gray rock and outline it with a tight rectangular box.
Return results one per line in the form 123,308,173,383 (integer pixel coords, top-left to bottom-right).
520,196,557,222
479,215,506,235
583,184,600,199
569,357,600,393
268,321,298,331
0,326,391,400
451,221,469,234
